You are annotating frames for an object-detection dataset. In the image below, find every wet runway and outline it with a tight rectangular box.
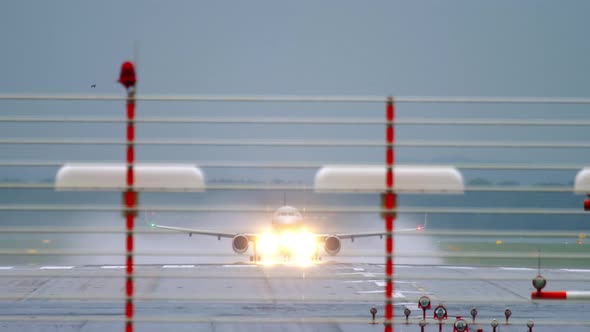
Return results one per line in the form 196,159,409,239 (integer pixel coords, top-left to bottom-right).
0,263,589,331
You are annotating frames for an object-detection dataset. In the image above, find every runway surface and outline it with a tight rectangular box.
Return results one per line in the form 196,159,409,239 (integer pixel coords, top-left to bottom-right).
0,263,588,331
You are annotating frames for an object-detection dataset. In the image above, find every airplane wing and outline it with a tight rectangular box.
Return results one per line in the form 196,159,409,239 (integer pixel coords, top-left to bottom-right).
316,225,425,240
329,216,428,240
328,227,421,240
151,224,253,239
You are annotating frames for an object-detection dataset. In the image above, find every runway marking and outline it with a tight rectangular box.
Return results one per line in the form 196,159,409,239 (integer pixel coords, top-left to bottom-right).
40,266,74,270
0,267,13,270
163,265,196,268
356,290,406,298
221,265,257,268
342,280,376,284
560,268,590,273
500,267,535,271
337,272,377,277
437,266,475,270
353,267,365,271
343,279,415,286
397,303,419,310
396,290,432,294
101,265,126,269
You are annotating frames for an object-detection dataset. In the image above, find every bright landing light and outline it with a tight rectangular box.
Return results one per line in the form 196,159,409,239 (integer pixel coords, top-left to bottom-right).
256,229,319,266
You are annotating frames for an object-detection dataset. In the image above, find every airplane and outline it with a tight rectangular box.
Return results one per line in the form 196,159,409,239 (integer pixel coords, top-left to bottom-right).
151,205,425,263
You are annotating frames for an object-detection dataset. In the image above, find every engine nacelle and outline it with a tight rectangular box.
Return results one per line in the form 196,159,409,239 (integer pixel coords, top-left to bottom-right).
232,234,249,254
324,235,341,256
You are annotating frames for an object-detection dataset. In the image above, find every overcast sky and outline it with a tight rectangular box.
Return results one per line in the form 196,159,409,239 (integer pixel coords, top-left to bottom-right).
1,1,589,183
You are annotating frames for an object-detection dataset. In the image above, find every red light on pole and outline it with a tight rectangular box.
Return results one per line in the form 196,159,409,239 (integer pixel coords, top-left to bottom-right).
584,198,590,211
433,304,448,332
453,317,469,332
418,295,431,320
118,61,136,89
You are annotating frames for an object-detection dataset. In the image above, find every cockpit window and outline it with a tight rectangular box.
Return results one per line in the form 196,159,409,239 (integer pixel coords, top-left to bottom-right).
276,210,300,217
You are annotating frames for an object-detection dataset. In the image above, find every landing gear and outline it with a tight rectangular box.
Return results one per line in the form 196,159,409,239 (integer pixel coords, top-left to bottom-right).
250,241,260,263
249,255,261,262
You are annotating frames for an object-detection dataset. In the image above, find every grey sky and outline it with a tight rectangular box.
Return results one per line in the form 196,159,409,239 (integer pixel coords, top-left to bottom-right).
2,1,589,95
1,1,589,183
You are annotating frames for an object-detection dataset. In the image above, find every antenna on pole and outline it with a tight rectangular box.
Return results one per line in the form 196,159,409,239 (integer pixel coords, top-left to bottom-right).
133,41,140,68
132,41,140,89
537,249,541,275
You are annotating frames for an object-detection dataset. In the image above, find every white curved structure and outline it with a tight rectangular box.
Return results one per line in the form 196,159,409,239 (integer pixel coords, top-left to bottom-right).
314,165,464,194
55,163,205,191
574,168,590,194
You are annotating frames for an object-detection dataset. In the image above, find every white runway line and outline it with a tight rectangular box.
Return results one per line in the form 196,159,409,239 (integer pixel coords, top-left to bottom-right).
163,265,196,268
40,266,74,270
397,303,419,310
337,272,378,277
353,267,365,271
356,291,406,298
0,267,13,270
100,265,126,269
221,265,257,268
356,290,385,294
500,267,535,271
374,281,386,287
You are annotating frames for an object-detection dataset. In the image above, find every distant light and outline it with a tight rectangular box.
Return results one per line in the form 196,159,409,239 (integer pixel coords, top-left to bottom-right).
496,240,502,245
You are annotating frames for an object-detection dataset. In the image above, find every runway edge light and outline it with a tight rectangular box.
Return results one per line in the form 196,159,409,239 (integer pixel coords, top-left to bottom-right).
55,163,205,192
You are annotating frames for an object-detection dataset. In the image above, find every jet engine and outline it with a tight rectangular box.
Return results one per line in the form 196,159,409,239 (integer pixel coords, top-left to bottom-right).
324,235,341,256
232,235,249,254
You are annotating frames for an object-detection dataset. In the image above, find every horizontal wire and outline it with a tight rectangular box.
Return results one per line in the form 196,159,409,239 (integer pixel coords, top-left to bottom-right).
0,315,584,326
0,160,585,171
3,116,590,126
0,227,586,238
2,94,590,104
2,138,590,149
0,293,579,305
0,271,588,282
0,204,586,214
0,250,587,259
0,182,577,193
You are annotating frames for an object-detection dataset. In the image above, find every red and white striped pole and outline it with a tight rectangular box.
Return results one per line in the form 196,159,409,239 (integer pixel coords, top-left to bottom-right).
118,61,137,332
532,291,590,300
384,96,396,331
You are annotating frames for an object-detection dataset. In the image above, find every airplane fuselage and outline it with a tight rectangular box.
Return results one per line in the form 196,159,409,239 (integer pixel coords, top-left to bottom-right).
270,205,304,232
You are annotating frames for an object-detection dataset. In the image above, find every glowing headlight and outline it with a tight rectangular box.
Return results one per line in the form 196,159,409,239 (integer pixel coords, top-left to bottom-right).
257,232,279,255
